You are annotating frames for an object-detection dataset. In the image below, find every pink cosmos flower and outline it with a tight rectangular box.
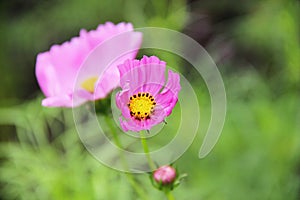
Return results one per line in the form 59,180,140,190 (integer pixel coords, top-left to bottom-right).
36,22,142,107
153,165,176,184
116,55,181,132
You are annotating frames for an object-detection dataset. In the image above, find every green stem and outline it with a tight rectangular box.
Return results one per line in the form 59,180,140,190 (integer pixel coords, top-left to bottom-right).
105,116,148,200
140,131,156,171
165,190,175,200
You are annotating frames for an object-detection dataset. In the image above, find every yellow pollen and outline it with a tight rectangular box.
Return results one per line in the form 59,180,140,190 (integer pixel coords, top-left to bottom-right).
81,77,98,93
128,92,156,121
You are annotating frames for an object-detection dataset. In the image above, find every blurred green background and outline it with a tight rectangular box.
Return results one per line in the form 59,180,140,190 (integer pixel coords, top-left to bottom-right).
0,0,299,199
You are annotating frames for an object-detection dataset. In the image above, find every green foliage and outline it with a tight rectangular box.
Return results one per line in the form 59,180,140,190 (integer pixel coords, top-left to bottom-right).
0,136,144,200
235,0,300,85
175,71,300,199
0,100,149,200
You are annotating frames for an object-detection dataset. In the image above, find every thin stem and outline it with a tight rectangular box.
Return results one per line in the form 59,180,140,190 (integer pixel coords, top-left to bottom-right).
105,116,123,149
104,116,148,200
140,131,156,171
165,190,175,200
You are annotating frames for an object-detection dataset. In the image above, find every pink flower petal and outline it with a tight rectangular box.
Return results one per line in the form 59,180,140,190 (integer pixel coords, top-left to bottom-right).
116,56,180,132
118,55,166,96
42,96,72,107
93,31,142,99
42,95,86,107
120,117,142,132
153,165,176,184
116,90,129,108
36,22,142,107
79,22,134,52
116,91,132,119
41,89,95,107
36,53,63,97
156,70,181,116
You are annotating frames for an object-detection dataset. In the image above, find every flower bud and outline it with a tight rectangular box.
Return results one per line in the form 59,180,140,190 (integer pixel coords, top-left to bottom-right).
153,165,176,184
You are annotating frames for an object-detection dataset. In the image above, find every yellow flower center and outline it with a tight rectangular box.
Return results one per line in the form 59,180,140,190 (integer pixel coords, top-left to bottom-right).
128,92,156,120
81,77,98,93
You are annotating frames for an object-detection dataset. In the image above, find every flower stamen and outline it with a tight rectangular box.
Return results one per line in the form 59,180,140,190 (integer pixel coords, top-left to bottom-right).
128,92,156,120
81,77,98,93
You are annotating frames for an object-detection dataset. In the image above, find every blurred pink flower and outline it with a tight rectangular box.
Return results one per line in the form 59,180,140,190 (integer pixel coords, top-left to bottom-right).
36,22,142,107
116,55,180,132
153,165,176,184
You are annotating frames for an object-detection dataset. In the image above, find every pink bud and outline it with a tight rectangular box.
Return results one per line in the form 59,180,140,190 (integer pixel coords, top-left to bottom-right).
153,165,176,184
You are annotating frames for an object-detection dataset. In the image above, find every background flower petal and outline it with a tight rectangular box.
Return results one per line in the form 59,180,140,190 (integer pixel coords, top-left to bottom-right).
36,22,141,107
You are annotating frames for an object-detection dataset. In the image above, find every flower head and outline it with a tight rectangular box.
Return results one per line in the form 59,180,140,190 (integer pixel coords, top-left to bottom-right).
153,165,176,185
150,165,186,191
116,55,180,132
36,22,142,107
